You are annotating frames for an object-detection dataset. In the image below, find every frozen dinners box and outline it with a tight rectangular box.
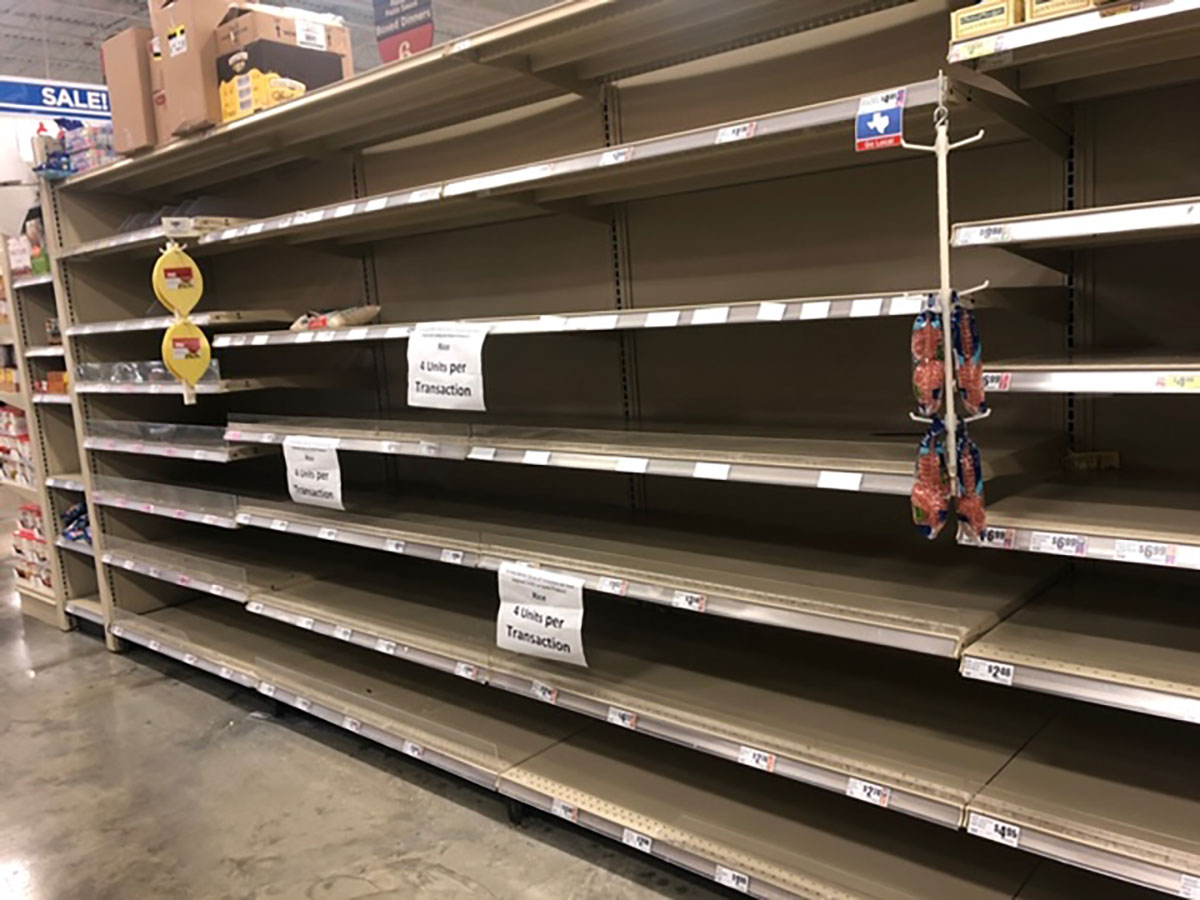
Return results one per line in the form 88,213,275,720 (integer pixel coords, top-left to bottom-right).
102,26,156,153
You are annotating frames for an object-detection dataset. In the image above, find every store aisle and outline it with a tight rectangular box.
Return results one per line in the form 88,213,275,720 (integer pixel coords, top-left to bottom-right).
0,600,725,900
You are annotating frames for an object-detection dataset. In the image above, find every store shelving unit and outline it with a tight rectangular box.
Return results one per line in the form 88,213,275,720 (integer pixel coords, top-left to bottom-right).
31,1,1200,896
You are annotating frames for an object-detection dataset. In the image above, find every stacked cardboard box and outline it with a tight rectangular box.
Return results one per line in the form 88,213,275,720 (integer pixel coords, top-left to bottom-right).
105,1,353,154
951,0,1098,40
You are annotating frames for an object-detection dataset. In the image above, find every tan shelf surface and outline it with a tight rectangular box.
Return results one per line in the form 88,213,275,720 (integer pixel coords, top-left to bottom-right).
236,494,1060,657
962,572,1200,724
227,415,1061,495
0,391,25,408
65,309,293,338
64,595,104,625
248,565,1060,827
84,434,274,463
60,0,910,194
0,478,40,501
102,533,341,602
111,597,1085,900
961,475,1200,571
968,710,1200,895
45,473,85,492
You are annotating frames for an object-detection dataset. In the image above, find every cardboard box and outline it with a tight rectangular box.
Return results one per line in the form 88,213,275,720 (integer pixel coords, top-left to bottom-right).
149,37,170,145
150,0,231,136
217,4,353,80
952,0,1023,40
1026,0,1094,20
102,26,156,153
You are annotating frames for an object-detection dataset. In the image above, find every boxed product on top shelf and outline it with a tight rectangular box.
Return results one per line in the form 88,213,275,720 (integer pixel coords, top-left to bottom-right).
33,370,70,395
34,121,120,179
216,3,353,124
103,25,156,153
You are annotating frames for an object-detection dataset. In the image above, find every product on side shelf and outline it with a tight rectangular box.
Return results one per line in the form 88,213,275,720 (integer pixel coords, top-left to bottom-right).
1026,0,1095,21
18,502,44,537
46,318,61,346
956,426,987,537
61,501,91,547
0,367,20,393
289,305,380,331
951,0,1023,40
0,405,27,436
952,302,986,418
911,308,944,418
911,420,951,540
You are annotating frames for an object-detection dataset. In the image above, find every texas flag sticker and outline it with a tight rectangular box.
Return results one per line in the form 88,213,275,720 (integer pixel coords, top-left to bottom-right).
855,88,907,152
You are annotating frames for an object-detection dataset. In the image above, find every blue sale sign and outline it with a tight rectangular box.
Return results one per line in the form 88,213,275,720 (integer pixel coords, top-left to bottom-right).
855,87,906,152
0,77,110,121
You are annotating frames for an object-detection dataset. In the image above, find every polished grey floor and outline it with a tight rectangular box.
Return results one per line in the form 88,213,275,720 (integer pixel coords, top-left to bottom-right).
0,590,728,900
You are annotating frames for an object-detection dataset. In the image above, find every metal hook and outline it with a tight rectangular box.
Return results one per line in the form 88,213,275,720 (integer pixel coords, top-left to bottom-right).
959,279,990,298
950,129,986,150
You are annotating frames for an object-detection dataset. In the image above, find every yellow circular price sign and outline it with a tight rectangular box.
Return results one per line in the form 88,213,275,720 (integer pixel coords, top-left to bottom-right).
152,241,205,316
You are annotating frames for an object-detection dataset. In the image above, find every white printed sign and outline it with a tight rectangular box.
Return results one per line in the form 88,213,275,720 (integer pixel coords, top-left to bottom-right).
283,436,343,510
967,812,1020,848
295,19,328,50
497,562,587,667
845,777,890,807
407,322,490,411
961,657,1015,686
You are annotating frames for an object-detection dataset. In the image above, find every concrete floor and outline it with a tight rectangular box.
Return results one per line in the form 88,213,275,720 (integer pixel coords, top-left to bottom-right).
0,593,730,900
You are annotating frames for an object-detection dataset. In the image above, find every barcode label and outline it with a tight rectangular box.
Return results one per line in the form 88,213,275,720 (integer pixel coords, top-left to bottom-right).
342,716,362,733
622,828,653,854
296,697,312,712
693,461,731,480
599,147,632,166
598,576,627,596
402,740,423,759
247,601,264,614
375,638,397,655
607,707,637,730
671,590,706,612
454,661,478,681
715,865,750,893
967,812,1020,848
982,372,1012,391
551,799,578,822
258,682,276,697
441,548,465,564
737,746,775,772
845,777,890,807
183,653,197,665
962,657,1015,686
1114,539,1175,566
1180,873,1200,899
714,122,756,144
318,527,338,540
531,681,558,704
148,639,162,651
385,539,406,554
333,625,353,641
270,519,288,532
218,666,232,679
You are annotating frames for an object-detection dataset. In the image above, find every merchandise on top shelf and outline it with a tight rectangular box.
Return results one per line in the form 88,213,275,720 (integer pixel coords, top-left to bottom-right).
289,305,380,331
951,0,1023,40
216,3,353,124
61,122,115,154
103,26,157,154
1025,0,1095,22
151,0,244,136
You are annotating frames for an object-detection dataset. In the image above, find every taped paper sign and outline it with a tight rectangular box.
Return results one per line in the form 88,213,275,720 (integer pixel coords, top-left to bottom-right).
496,562,587,667
407,322,490,411
283,436,343,510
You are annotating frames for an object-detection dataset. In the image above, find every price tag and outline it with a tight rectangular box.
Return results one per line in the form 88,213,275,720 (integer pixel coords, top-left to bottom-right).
270,519,289,532
956,223,1011,246
693,462,731,480
967,812,1020,848
342,716,362,733
551,799,578,822
616,456,649,474
799,301,831,320
247,601,264,614
296,697,312,712
211,585,225,597
756,301,787,321
737,746,775,773
454,661,478,681
402,740,424,759
714,121,756,144
846,777,890,807
622,828,653,854
715,865,750,893
598,576,627,596
364,196,389,213
295,331,315,344
409,187,441,204
975,526,1015,549
333,625,353,641
333,203,356,219
385,539,406,554
1180,873,1200,899
123,559,135,570
251,334,270,346
962,657,1015,686
982,372,1012,392
531,681,558,704
599,147,632,166
318,527,338,541
1030,530,1088,557
468,446,497,461
441,548,465,565
1114,539,1176,566
183,653,197,665
817,470,863,491
855,88,906,152
607,707,637,730
258,682,276,697
218,665,232,679
297,617,314,631
671,590,706,613
691,306,729,326
347,327,368,341
177,575,192,587
523,449,551,465
148,639,161,651
235,512,253,525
